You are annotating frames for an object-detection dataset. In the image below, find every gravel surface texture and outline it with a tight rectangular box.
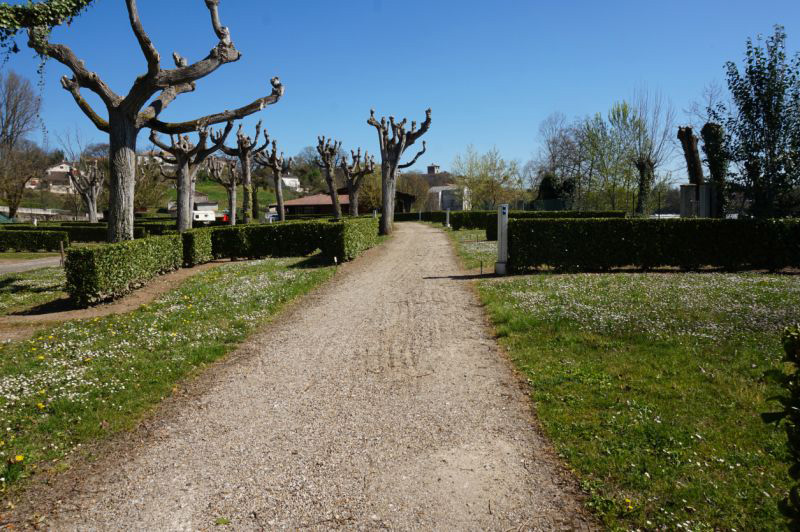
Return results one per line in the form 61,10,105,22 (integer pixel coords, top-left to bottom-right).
10,222,592,530
0,257,61,275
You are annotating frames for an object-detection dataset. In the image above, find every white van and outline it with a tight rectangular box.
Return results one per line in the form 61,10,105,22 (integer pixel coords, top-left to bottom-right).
193,210,215,223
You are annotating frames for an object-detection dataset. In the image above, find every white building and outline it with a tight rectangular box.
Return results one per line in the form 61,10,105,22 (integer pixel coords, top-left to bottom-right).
427,185,470,211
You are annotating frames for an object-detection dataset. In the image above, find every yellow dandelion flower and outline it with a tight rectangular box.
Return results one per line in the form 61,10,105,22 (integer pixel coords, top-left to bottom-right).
37,355,44,361
36,403,45,410
14,455,24,462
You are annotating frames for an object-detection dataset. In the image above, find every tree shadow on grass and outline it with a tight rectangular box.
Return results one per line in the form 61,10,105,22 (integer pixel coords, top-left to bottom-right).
10,297,76,316
287,254,333,270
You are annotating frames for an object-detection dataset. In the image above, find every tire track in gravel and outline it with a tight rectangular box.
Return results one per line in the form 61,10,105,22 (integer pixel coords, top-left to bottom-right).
10,222,594,530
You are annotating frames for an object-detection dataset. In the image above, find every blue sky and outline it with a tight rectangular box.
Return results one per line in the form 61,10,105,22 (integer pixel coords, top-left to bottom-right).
4,0,799,176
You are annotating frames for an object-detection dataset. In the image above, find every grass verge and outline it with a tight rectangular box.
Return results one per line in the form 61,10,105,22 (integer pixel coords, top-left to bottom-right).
478,272,800,530
0,257,332,491
0,268,66,317
444,228,496,270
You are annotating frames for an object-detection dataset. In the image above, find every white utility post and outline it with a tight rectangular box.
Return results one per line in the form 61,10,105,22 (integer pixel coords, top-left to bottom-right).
373,209,377,219
445,208,451,228
495,203,509,275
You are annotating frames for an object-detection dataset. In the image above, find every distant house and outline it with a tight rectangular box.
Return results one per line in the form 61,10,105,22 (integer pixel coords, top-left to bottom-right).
274,190,415,216
427,185,470,211
281,175,302,192
167,193,218,213
37,163,76,194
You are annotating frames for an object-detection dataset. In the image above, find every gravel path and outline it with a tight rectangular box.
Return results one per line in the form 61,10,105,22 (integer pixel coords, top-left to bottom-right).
14,222,591,530
0,256,61,274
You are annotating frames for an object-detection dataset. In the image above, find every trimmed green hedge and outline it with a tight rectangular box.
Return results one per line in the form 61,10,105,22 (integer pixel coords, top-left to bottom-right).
210,218,380,262
65,234,183,306
182,229,214,267
0,230,68,251
322,217,381,261
1,224,147,241
485,210,626,240
394,212,446,223
508,218,800,272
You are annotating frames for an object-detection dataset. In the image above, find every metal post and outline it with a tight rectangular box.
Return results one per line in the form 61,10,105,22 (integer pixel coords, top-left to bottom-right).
445,208,450,228
495,204,509,275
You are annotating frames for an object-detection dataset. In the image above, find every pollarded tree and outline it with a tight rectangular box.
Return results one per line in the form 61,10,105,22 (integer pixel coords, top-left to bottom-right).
13,0,283,241
367,108,431,235
68,159,105,223
150,122,233,231
254,134,292,222
339,148,374,216
315,136,343,220
207,157,239,225
220,121,269,224
677,126,704,186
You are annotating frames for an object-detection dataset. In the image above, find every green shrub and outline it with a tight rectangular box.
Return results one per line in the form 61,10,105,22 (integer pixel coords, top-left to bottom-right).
182,229,214,267
763,325,800,527
65,234,182,306
508,218,800,272
134,221,176,235
210,218,380,262
394,211,446,223
1,224,147,241
0,230,68,252
322,217,381,261
486,210,626,240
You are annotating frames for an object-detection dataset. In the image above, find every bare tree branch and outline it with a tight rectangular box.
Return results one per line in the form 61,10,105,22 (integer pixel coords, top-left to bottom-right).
60,76,110,133
28,27,120,107
399,140,426,169
125,0,160,76
136,82,196,126
146,78,283,134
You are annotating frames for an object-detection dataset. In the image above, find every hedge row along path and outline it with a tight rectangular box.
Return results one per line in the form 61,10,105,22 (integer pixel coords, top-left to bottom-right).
9,222,592,530
0,261,224,343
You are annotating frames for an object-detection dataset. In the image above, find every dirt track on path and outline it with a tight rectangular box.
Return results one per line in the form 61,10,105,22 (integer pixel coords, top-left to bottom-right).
0,256,61,275
10,222,591,530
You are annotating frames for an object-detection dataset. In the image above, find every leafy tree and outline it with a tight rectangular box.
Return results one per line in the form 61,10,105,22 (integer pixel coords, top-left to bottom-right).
711,25,800,217
452,145,522,209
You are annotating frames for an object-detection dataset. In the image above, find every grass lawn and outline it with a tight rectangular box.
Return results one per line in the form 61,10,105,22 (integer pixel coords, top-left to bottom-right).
444,228,496,270
0,257,333,490
0,268,66,316
478,272,800,530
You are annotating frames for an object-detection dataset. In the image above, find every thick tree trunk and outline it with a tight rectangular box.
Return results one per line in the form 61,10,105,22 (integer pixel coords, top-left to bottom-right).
8,205,18,219
86,190,98,223
107,114,138,241
252,184,260,222
677,127,704,188
325,172,342,220
228,183,237,225
176,162,194,232
273,173,285,222
348,184,359,217
634,160,649,215
240,153,253,224
379,162,396,235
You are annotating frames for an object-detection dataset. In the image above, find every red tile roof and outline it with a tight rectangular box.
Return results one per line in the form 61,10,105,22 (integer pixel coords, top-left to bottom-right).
280,194,349,206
